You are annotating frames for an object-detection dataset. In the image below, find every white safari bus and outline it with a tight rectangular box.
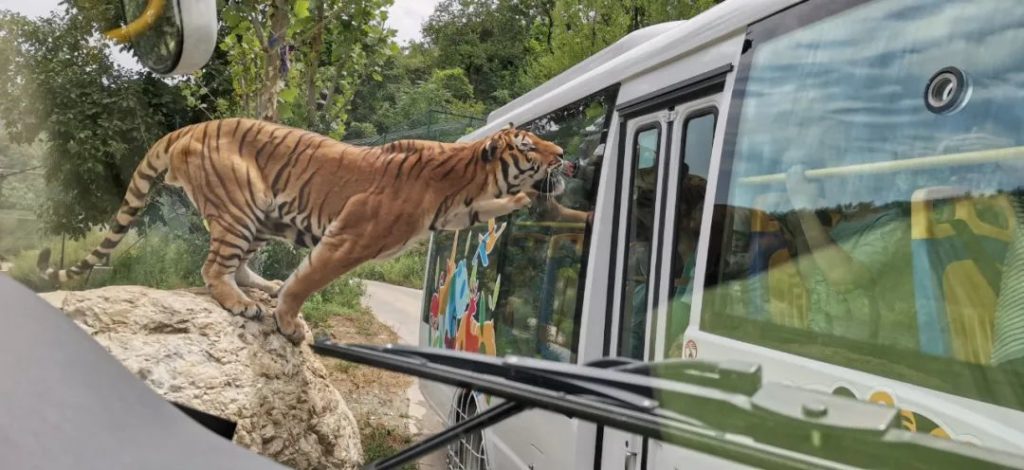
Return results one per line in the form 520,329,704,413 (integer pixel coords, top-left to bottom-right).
416,0,1024,468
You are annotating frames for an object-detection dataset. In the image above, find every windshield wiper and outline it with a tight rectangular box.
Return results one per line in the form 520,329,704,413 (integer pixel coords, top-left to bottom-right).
311,341,1024,470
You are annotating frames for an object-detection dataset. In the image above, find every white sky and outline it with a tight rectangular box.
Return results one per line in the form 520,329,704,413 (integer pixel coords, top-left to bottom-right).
0,0,438,69
387,0,440,44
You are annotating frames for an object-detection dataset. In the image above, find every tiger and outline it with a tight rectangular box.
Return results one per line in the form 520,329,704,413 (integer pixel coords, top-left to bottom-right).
37,118,566,344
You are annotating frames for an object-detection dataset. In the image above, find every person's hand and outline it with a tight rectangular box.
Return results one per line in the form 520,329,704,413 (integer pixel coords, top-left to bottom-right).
785,164,820,210
562,160,577,178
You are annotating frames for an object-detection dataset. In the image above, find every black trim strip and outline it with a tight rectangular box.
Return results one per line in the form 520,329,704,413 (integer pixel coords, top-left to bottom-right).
593,424,605,470
616,64,733,117
641,435,650,470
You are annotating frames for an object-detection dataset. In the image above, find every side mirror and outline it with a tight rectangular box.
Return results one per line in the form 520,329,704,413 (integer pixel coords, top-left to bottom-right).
108,0,217,75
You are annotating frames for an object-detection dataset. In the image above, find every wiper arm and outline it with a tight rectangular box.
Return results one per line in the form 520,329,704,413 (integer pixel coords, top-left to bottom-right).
312,341,1024,470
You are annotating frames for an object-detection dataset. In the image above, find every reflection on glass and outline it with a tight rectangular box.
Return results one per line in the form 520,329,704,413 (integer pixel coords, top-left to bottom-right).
704,0,1024,411
122,0,182,73
666,112,714,357
423,90,615,363
619,125,661,360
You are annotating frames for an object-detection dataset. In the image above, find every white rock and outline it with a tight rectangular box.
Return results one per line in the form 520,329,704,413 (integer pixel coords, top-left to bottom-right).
39,286,363,470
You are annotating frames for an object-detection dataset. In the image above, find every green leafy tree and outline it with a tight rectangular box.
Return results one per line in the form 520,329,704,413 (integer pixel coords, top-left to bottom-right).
522,0,721,88
0,9,191,237
212,0,397,137
422,0,540,107
0,131,45,212
383,68,486,130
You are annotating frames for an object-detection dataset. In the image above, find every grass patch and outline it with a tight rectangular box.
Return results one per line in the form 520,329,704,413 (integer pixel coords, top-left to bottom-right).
349,241,427,289
358,418,416,470
9,230,119,291
105,229,207,289
9,226,210,292
302,277,370,329
332,360,359,374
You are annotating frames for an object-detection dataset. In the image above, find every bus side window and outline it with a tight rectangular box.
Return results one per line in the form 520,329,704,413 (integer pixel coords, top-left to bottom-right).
666,111,716,357
619,125,662,360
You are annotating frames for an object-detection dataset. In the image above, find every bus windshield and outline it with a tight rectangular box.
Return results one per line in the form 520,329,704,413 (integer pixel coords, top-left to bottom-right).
703,0,1024,414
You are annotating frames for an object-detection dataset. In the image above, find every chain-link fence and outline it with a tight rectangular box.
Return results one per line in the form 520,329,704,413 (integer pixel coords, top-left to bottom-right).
343,109,485,146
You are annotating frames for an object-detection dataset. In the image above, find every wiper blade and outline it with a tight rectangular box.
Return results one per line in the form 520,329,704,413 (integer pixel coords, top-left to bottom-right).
312,341,1024,470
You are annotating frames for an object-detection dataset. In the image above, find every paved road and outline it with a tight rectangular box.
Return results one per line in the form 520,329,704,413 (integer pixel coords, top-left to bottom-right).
362,280,424,345
361,280,446,469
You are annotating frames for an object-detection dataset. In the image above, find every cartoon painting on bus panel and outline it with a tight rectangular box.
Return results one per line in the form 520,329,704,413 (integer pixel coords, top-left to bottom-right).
429,219,505,355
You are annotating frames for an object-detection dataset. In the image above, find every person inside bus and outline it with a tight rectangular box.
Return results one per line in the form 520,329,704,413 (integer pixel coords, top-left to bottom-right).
782,161,916,349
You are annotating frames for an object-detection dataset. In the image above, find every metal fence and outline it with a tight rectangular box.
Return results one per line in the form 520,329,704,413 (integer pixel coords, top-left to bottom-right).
343,109,486,146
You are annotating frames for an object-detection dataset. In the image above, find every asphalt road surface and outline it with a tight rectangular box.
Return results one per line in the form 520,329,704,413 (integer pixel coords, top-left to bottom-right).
361,280,446,469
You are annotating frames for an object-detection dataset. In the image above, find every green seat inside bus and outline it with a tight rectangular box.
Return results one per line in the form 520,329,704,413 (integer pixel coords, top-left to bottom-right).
911,187,1015,364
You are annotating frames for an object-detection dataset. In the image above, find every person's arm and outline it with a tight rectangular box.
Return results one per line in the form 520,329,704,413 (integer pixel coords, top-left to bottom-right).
785,166,872,290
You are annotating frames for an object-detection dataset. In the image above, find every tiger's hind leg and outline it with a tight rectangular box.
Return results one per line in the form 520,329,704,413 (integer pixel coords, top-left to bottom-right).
202,222,266,320
235,238,285,296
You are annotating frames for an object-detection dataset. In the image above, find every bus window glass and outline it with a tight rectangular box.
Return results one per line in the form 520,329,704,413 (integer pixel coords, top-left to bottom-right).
618,125,661,360
704,0,1024,412
666,111,715,357
423,88,617,363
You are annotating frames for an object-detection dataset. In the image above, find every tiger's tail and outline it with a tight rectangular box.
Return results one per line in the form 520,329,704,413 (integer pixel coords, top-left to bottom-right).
37,134,176,284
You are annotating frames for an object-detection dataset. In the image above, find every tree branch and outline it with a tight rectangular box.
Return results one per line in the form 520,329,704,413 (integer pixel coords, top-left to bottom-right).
0,165,42,182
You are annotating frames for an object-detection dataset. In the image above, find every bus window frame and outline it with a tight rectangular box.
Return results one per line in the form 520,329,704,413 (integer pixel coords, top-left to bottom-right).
661,107,718,358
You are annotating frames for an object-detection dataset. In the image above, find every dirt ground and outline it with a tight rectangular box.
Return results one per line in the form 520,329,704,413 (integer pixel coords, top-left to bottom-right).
317,311,420,466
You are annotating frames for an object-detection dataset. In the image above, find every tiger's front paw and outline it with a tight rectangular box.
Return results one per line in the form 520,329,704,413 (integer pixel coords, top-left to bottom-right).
262,279,285,296
225,297,267,320
273,310,307,345
511,192,532,210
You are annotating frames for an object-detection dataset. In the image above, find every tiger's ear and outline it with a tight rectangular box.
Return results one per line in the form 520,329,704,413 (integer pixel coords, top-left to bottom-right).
503,122,515,131
481,138,500,162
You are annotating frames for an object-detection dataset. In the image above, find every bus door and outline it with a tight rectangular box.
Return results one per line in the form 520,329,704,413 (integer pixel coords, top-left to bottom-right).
600,74,726,469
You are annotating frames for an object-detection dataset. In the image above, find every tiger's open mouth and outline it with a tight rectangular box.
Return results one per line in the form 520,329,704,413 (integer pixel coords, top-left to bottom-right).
531,173,565,196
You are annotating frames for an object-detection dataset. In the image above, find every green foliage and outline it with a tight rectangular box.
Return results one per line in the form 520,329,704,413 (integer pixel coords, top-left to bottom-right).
359,418,415,470
0,131,46,213
0,9,192,238
382,68,486,130
207,0,397,138
343,121,379,140
422,0,540,108
521,0,721,89
252,240,307,282
104,228,208,289
9,230,112,291
0,214,42,257
349,241,427,289
302,277,368,328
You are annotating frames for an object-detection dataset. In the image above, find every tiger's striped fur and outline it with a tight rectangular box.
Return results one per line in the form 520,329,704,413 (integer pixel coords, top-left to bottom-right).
37,118,564,344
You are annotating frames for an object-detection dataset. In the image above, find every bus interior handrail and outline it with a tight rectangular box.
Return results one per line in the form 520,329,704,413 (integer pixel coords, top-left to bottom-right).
739,145,1024,185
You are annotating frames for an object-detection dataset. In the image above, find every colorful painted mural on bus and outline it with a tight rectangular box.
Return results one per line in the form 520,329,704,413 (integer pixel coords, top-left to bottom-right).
428,219,507,356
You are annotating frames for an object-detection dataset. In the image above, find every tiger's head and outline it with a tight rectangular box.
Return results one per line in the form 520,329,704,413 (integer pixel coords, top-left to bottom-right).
479,122,566,196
